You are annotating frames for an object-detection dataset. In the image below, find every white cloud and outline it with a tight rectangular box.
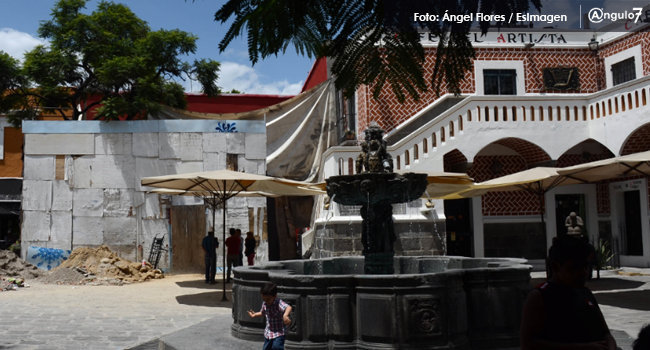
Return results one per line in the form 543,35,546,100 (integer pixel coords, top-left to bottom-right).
0,28,47,61
217,61,303,95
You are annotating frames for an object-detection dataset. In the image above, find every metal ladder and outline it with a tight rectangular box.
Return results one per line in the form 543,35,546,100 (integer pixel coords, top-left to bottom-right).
147,235,164,270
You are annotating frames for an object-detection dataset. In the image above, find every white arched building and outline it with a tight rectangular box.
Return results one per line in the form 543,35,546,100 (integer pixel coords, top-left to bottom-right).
312,27,650,268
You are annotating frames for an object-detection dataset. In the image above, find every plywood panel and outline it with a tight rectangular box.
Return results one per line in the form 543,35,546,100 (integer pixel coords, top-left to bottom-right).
171,205,206,273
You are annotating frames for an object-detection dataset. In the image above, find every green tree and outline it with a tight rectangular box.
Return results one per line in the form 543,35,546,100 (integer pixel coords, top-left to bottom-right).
215,0,540,102
0,0,220,124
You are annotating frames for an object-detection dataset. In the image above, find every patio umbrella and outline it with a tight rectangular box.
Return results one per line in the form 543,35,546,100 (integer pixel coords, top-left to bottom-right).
557,150,650,183
452,167,577,230
417,171,475,200
141,170,324,301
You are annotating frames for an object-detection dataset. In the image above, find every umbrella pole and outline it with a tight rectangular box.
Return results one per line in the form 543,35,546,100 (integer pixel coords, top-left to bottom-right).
221,196,228,302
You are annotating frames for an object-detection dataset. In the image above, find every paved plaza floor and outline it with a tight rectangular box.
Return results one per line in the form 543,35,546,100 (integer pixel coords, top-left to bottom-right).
0,269,649,350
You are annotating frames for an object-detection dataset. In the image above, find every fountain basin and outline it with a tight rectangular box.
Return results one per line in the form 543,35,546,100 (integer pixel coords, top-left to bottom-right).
231,256,531,350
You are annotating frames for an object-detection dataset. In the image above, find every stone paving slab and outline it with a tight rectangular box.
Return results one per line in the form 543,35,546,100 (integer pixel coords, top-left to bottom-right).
0,274,233,350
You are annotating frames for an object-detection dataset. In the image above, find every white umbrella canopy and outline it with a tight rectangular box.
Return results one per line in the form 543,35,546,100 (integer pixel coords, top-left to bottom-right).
141,169,323,301
454,167,571,198
448,167,577,232
557,150,650,183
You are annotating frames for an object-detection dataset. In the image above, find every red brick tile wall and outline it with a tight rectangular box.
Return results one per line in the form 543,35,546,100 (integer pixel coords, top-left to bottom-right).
599,31,650,76
495,138,552,165
357,47,600,133
620,123,650,155
357,30,650,134
468,155,544,216
443,149,468,173
356,85,368,140
597,183,610,215
556,152,613,167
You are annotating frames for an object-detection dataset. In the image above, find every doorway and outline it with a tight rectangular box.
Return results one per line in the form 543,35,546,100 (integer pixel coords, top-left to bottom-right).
621,190,643,256
554,194,586,237
171,205,206,273
444,198,473,256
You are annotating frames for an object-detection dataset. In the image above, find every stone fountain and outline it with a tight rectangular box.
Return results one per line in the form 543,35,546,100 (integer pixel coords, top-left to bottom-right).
230,126,531,349
325,125,427,274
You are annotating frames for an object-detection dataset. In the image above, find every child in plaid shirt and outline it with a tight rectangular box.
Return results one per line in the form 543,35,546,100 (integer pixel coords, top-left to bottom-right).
248,282,292,350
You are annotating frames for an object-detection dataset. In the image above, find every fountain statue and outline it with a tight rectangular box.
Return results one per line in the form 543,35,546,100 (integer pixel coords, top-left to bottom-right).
230,125,532,349
325,125,427,274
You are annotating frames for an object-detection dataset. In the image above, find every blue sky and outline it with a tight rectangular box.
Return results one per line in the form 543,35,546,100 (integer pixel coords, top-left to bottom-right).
0,0,315,95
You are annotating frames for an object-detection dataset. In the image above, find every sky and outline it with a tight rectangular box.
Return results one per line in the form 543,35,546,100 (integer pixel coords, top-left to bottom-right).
0,0,315,95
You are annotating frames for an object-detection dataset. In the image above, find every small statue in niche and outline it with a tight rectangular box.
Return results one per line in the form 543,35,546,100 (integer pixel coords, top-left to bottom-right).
565,211,584,236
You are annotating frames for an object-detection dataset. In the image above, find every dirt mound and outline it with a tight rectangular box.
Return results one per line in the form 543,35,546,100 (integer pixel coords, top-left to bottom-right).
0,250,42,280
41,245,163,285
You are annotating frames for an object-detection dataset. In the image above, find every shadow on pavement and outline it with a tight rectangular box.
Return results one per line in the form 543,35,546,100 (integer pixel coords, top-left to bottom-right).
176,279,232,289
595,289,650,311
176,291,233,308
587,278,645,291
530,277,644,292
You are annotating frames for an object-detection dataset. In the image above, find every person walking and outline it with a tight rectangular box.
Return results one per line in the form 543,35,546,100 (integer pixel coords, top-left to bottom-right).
225,228,241,283
201,230,219,284
247,282,292,350
245,231,256,266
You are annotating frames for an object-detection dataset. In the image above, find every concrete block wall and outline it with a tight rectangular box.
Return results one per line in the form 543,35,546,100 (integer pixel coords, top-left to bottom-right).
21,120,267,270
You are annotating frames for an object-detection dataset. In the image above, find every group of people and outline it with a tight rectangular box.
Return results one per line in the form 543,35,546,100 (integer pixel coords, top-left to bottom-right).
201,227,257,284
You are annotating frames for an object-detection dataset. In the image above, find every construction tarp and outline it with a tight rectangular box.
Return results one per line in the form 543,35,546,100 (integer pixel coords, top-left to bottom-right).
265,81,337,182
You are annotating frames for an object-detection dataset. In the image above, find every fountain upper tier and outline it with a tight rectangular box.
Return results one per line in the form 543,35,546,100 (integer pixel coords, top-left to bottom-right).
326,172,427,206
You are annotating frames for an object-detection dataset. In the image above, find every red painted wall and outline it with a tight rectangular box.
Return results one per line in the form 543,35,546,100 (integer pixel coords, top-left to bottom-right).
185,94,292,114
301,57,329,92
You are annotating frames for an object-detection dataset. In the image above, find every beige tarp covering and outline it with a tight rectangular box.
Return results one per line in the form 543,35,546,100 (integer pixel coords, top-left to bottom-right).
265,81,337,182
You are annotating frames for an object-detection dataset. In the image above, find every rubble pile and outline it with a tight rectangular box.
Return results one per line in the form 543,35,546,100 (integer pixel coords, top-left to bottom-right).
0,250,42,280
40,245,164,286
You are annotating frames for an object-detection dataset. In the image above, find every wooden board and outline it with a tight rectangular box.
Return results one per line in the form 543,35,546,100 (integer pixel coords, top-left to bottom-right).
171,205,206,273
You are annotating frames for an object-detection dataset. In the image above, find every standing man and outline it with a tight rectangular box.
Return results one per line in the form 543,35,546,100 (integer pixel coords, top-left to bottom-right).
201,230,219,284
225,228,241,283
236,228,244,266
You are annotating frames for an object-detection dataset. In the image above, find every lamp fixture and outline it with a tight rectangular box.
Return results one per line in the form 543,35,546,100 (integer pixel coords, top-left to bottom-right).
588,37,599,51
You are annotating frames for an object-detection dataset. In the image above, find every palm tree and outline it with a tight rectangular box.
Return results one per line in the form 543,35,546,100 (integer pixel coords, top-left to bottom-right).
215,0,541,102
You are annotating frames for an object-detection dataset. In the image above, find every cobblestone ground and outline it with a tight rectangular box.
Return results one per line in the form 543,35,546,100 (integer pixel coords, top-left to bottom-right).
1,269,649,350
0,274,233,350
